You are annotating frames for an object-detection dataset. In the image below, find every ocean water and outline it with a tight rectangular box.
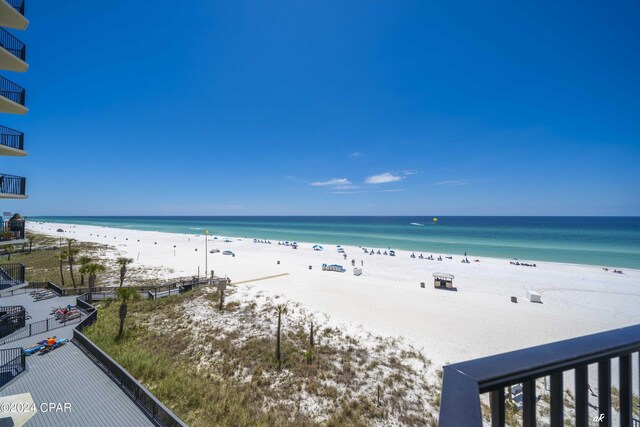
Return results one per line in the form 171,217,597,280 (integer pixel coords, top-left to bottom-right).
29,216,640,269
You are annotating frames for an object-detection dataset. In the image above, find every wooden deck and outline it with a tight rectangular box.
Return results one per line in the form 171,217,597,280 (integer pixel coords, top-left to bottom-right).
0,293,156,426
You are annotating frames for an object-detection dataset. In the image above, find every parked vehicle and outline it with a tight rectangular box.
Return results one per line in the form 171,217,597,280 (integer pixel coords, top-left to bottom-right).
321,263,346,273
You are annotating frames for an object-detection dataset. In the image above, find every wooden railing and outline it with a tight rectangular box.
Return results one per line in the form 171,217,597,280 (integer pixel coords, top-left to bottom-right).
35,277,221,300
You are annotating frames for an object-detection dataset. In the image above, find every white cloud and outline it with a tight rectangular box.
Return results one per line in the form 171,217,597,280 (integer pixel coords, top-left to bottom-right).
364,173,404,184
310,178,352,187
435,180,469,186
329,188,407,195
330,190,369,194
349,152,362,158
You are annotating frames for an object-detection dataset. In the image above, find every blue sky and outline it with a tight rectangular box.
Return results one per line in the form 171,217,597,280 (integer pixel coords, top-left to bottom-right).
3,0,639,215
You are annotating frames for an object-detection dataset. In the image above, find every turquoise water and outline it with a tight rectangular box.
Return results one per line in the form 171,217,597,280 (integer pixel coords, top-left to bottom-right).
29,216,640,269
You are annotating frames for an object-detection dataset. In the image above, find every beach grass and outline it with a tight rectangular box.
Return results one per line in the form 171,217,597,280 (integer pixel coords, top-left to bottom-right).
83,288,438,426
84,293,301,427
0,232,97,284
0,232,171,287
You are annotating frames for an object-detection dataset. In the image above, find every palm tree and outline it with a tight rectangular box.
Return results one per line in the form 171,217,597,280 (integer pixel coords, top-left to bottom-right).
58,249,68,287
27,234,36,253
78,256,92,287
116,257,134,287
68,248,80,287
86,263,106,304
116,287,140,339
275,304,287,369
67,239,79,287
1,244,13,260
310,320,314,347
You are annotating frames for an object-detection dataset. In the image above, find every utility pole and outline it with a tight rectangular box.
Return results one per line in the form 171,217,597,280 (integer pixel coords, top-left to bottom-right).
205,229,209,277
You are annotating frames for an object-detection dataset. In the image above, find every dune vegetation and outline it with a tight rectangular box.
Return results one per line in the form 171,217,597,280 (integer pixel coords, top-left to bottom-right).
84,286,441,426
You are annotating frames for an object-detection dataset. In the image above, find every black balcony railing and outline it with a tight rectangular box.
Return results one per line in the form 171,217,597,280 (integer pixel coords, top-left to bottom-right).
0,312,81,345
0,27,25,61
6,0,25,16
0,263,25,290
0,305,25,338
439,324,640,427
0,219,25,242
0,76,25,105
0,347,25,388
0,125,24,151
74,293,188,427
0,174,26,196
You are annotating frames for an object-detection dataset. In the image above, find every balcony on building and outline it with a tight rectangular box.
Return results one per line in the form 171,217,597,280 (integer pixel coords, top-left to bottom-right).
0,262,26,292
0,75,26,114
0,173,26,199
0,0,28,30
0,218,25,245
0,27,27,72
0,124,24,156
438,324,640,427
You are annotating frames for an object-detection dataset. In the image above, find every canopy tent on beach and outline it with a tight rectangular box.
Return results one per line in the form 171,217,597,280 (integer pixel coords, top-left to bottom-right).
433,272,455,289
312,245,324,251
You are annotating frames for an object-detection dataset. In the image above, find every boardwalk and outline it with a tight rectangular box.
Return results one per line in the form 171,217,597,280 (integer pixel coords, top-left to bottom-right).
1,293,156,426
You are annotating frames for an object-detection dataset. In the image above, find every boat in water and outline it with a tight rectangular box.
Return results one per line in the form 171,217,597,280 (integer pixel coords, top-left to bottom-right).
410,222,424,226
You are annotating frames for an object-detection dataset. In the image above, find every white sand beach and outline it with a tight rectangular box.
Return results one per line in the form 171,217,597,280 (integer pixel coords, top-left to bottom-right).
28,221,640,366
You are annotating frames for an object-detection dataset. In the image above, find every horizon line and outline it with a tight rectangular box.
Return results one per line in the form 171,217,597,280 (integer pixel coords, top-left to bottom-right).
26,214,640,218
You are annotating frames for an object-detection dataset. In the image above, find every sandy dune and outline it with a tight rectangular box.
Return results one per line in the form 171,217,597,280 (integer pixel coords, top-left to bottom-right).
28,221,640,366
